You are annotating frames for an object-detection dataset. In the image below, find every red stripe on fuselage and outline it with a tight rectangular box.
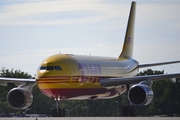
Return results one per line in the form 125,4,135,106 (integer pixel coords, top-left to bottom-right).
37,76,120,83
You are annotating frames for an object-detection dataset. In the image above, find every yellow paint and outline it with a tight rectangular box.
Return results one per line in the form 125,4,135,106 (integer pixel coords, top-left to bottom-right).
36,54,138,91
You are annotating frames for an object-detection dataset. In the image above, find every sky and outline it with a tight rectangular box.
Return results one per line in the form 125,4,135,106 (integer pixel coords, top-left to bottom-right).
0,0,180,76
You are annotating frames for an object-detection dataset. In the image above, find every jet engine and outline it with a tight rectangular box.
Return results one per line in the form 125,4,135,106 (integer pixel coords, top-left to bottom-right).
128,84,153,106
7,87,33,109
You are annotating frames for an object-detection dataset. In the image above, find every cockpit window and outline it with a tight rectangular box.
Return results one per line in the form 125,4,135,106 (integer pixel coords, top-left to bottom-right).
46,66,54,70
40,65,62,71
55,65,62,70
40,66,46,70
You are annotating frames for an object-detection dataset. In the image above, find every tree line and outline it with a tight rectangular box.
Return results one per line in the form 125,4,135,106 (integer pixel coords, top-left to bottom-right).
0,68,180,117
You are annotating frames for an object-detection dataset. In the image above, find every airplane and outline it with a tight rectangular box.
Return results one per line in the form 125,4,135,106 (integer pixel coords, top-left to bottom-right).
0,1,180,117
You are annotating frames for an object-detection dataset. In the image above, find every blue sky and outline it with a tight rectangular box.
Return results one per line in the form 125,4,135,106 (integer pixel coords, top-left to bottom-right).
0,0,180,76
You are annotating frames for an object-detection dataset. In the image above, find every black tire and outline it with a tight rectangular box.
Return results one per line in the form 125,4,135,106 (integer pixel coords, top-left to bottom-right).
61,108,66,117
51,108,62,117
58,108,62,117
129,106,136,117
51,108,57,117
122,106,136,117
122,106,129,116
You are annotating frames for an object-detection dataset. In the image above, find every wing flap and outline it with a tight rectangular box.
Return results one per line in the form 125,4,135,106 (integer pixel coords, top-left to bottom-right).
100,73,180,87
0,81,7,86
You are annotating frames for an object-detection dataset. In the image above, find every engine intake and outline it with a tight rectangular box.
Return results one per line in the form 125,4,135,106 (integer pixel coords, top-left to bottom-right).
128,84,153,106
7,88,33,109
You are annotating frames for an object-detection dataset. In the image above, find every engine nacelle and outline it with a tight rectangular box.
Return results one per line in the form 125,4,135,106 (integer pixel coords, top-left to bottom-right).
128,84,153,106
7,87,33,109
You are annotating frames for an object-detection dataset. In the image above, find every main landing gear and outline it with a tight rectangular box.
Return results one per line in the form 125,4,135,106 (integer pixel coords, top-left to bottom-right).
121,85,136,117
51,98,66,117
122,106,136,117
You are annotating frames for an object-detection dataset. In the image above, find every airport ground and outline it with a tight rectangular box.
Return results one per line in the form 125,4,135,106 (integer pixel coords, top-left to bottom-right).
0,117,180,120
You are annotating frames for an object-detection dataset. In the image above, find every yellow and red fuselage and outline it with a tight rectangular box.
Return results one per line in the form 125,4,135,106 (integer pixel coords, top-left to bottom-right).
36,54,138,100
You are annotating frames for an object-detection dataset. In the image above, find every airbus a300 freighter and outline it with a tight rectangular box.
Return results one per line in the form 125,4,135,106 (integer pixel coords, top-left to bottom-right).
0,1,180,117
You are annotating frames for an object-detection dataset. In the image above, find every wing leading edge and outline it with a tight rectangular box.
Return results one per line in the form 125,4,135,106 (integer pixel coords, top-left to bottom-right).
0,78,36,86
138,60,180,68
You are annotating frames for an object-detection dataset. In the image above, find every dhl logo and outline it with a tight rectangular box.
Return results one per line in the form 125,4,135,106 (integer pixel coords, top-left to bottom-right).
78,63,101,75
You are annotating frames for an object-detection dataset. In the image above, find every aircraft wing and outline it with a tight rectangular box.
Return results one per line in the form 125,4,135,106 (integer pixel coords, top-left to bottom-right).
138,61,180,68
0,77,36,86
100,73,180,87
100,60,180,87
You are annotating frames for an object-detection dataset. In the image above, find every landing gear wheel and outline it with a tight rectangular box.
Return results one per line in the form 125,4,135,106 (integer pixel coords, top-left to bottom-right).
61,108,66,117
129,106,135,117
51,108,65,117
122,106,135,117
51,108,57,117
122,106,129,116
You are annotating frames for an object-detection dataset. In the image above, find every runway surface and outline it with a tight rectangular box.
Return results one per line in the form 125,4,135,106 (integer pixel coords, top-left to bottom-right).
0,117,179,120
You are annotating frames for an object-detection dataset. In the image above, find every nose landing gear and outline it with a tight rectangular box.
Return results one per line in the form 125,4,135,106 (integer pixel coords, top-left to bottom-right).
51,97,66,117
51,108,65,117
